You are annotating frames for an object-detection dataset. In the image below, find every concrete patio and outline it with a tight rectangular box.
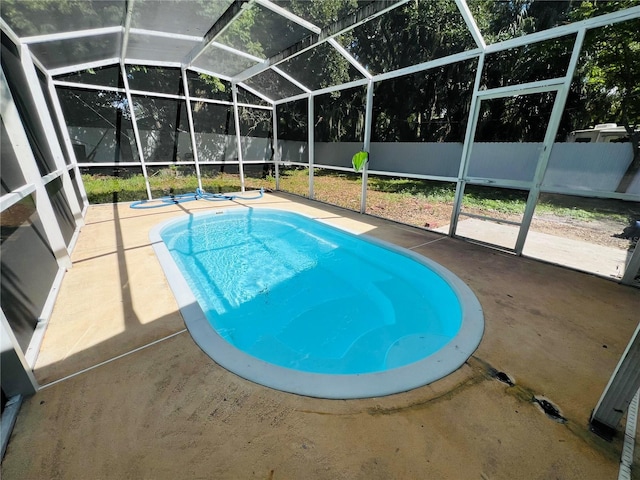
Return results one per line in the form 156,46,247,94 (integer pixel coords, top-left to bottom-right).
2,191,638,479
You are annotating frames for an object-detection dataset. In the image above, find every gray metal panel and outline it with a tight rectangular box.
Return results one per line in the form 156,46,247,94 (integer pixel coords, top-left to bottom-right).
370,142,463,177
467,142,542,182
1,199,59,351
126,34,199,64
278,140,308,164
314,142,362,169
193,132,235,162
241,136,271,161
543,143,637,194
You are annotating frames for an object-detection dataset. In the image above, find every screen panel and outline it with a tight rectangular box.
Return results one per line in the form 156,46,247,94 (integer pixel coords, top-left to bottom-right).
2,33,58,176
191,101,236,163
243,69,303,101
335,0,476,75
125,65,183,95
28,33,122,71
45,176,76,246
130,0,232,37
481,35,576,90
192,45,260,78
125,34,199,65
133,96,193,163
1,0,124,37
55,64,122,88
57,87,139,164
467,0,635,44
217,2,312,59
187,72,232,102
1,195,59,351
277,42,365,91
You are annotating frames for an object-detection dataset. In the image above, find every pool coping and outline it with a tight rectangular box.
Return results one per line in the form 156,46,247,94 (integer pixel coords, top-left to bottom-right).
149,206,484,399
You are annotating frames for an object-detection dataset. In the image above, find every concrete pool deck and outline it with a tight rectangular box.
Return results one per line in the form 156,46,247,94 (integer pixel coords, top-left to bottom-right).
2,191,639,479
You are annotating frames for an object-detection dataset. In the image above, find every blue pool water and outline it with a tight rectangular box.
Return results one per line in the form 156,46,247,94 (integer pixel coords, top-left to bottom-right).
152,208,483,398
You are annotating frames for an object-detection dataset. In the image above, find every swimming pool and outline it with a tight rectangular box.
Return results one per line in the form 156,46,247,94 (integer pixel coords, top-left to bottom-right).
150,208,483,398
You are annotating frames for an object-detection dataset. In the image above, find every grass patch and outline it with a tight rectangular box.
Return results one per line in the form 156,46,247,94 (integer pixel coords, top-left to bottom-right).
368,176,456,203
82,169,275,204
81,167,635,226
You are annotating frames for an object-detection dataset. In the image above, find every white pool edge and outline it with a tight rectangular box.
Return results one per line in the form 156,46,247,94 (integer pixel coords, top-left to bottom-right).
150,207,484,399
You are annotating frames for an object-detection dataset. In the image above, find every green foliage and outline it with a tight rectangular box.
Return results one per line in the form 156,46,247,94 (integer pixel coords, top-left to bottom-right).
1,0,124,36
285,0,362,28
198,73,226,94
219,6,264,58
572,15,640,129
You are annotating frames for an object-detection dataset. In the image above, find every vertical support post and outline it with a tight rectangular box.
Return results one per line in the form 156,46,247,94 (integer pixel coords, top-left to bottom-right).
181,67,203,190
231,82,246,192
591,322,640,437
120,62,153,200
272,104,280,190
449,53,485,236
121,0,134,59
514,29,586,255
45,74,89,210
360,79,374,214
308,94,315,199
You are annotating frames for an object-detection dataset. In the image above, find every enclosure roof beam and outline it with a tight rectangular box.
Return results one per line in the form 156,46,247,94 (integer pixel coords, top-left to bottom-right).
48,58,121,77
272,48,482,105
254,0,321,34
52,80,125,93
372,48,481,84
327,38,372,80
236,81,275,105
210,41,264,63
128,28,201,43
455,0,486,50
121,0,134,59
189,65,234,82
0,18,21,46
20,26,122,44
124,59,183,69
233,0,410,82
183,0,250,68
271,67,312,94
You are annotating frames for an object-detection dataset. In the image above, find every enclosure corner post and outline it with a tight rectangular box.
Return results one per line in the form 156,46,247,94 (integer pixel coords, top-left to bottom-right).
308,94,315,199
590,322,640,437
272,104,279,191
232,82,246,193
450,53,485,236
360,79,374,214
182,66,203,191
120,62,152,200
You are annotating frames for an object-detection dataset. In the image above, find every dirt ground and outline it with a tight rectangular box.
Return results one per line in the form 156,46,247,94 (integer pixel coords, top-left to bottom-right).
303,178,639,252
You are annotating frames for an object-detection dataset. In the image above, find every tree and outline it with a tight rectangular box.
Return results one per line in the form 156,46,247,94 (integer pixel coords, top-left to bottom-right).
569,2,640,193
